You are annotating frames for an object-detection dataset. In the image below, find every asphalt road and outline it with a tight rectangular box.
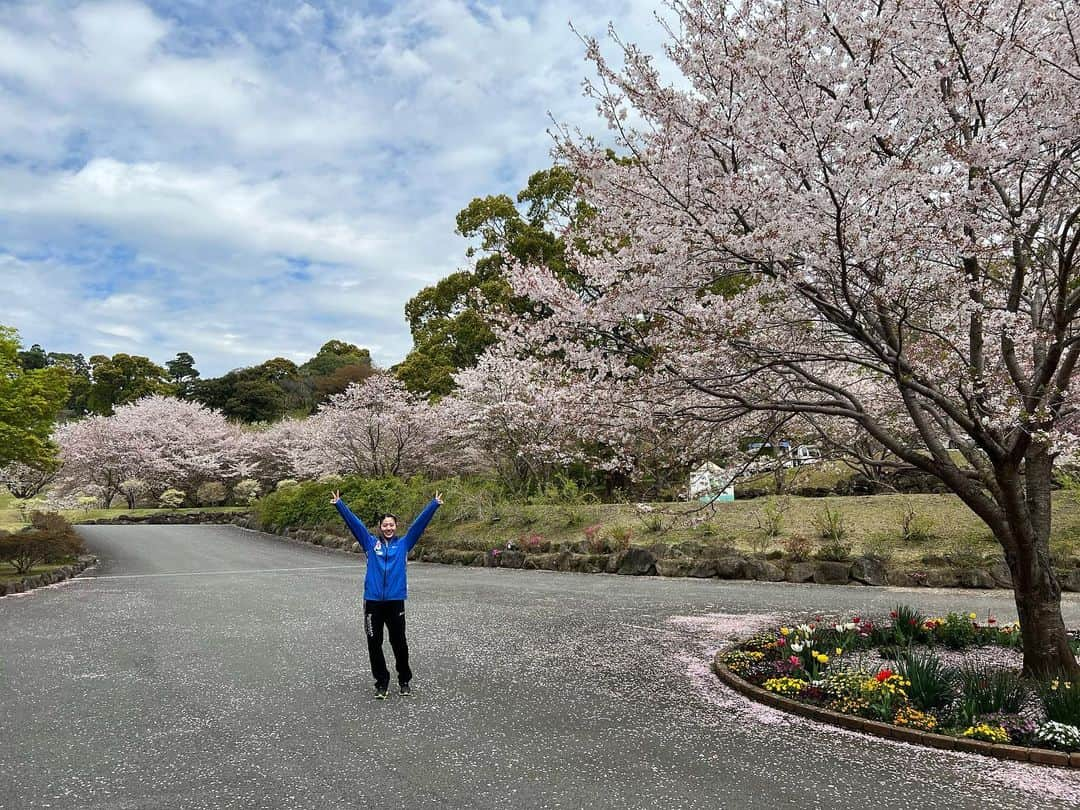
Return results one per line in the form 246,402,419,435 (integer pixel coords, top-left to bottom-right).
2,524,1080,809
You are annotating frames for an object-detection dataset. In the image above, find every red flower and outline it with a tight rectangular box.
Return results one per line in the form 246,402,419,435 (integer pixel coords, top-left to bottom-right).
876,669,893,682
776,637,786,646
890,611,898,619
789,655,800,666
988,617,996,625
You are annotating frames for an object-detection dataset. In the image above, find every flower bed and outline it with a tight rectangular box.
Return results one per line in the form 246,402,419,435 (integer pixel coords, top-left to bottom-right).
715,605,1080,767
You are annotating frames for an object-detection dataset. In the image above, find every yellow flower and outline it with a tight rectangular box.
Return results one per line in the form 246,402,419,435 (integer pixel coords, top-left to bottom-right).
835,647,843,656
968,612,977,620
780,627,791,636
818,654,829,664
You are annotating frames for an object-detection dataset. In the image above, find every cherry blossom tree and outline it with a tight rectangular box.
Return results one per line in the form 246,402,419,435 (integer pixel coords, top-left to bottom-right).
513,0,1080,676
55,396,241,503
300,373,439,478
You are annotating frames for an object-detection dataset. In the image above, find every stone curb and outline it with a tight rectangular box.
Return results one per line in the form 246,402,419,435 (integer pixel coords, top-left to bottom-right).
0,555,98,598
711,652,1078,769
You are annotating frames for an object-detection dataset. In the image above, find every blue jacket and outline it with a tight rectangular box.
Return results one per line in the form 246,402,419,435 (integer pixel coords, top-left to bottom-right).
335,498,440,601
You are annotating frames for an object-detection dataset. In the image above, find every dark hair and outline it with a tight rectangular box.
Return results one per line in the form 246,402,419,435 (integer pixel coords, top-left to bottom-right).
378,513,399,523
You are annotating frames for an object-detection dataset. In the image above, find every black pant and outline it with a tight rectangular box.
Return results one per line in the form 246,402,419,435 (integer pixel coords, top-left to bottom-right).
364,599,411,689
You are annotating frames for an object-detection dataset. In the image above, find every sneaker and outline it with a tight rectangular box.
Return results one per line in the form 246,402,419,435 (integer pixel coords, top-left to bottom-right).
374,685,389,700
399,682,411,697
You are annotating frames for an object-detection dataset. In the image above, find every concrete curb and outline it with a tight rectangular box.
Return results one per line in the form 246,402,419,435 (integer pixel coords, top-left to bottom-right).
0,554,98,598
711,651,1080,769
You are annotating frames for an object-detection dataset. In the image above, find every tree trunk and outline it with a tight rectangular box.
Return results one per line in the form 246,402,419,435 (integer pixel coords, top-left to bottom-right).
1001,448,1079,679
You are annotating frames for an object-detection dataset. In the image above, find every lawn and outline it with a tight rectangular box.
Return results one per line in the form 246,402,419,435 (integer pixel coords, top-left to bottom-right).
0,489,247,533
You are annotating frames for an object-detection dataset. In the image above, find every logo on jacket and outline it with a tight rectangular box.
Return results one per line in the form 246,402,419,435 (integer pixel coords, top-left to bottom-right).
374,541,384,555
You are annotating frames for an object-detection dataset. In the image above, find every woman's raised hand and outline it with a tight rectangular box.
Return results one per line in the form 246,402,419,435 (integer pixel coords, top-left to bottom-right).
330,490,341,504
434,491,443,505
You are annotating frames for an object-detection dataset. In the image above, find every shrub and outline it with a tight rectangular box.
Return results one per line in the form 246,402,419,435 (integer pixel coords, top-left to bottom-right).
233,479,261,505
898,501,934,543
1034,721,1080,752
196,481,228,507
583,523,605,553
1039,679,1080,727
756,496,789,538
518,532,545,553
253,475,432,533
814,540,853,561
159,489,186,509
77,495,98,513
275,479,299,491
812,503,847,543
782,534,813,562
0,513,84,574
954,665,1027,725
562,506,585,528
876,604,926,646
896,649,956,710
642,513,665,533
608,525,633,550
930,612,979,649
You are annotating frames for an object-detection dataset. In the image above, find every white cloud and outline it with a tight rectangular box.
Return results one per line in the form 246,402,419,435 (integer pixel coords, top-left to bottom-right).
0,0,675,376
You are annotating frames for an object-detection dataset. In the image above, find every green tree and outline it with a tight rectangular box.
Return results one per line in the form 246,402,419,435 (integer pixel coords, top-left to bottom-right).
165,352,200,398
395,167,586,398
299,340,374,403
86,353,172,415
0,326,70,469
47,352,92,418
16,343,48,370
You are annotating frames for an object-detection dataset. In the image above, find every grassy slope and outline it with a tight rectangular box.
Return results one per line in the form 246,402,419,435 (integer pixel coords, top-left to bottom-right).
419,491,1080,569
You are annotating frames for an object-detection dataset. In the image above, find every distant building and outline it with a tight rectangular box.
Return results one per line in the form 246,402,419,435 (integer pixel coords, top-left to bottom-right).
688,462,735,502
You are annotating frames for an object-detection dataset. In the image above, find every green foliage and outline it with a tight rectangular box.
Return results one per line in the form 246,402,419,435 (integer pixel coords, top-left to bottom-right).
253,475,433,534
895,649,956,710
608,525,634,549
233,479,261,505
1039,680,1080,727
954,665,1027,725
933,612,979,649
158,489,185,509
395,167,587,399
196,481,228,507
812,503,848,543
165,352,200,398
0,512,84,574
0,326,70,469
86,353,172,415
899,501,934,543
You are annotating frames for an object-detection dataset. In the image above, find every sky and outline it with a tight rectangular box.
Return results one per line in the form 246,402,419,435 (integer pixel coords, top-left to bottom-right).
0,0,671,377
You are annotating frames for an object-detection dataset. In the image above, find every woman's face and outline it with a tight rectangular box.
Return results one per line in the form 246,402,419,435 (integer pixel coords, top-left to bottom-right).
380,516,397,539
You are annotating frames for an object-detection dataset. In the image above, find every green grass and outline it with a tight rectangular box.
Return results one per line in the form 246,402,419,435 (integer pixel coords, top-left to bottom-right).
0,489,247,533
0,561,69,583
410,491,1080,568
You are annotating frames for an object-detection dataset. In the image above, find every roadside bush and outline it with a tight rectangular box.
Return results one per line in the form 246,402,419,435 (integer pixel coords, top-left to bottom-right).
196,481,228,507
159,489,186,509
0,513,85,574
253,475,433,533
814,540,853,561
233,479,261,505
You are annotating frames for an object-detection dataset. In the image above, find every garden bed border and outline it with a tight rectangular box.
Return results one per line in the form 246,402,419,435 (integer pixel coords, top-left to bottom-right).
711,651,1080,769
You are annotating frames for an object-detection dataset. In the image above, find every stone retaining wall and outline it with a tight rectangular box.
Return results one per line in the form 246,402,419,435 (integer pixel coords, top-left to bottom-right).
80,513,1080,592
0,555,97,598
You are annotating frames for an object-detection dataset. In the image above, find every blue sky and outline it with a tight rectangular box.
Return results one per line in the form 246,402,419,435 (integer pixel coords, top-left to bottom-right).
0,0,668,376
